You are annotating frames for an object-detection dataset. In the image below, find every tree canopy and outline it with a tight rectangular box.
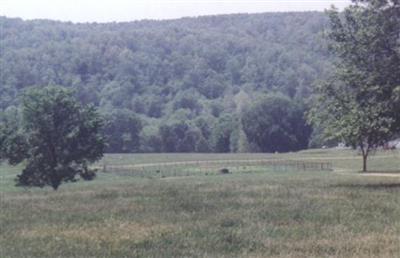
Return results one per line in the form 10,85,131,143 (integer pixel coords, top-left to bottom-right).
309,0,400,171
0,12,332,153
0,86,105,189
242,94,311,152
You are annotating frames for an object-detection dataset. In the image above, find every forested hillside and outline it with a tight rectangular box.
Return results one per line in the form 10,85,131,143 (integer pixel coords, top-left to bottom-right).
0,12,332,153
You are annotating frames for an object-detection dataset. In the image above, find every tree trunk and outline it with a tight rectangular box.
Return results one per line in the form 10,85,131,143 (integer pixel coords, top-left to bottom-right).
362,153,368,172
360,143,369,173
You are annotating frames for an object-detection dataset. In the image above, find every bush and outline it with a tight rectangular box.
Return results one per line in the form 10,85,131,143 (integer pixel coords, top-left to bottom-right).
219,168,230,174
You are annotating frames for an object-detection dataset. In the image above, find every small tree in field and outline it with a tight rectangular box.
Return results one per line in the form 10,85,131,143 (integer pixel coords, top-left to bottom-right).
0,86,105,190
309,0,400,172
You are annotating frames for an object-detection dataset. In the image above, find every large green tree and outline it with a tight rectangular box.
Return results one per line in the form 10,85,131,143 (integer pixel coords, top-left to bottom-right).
242,94,311,153
1,86,105,190
309,0,400,171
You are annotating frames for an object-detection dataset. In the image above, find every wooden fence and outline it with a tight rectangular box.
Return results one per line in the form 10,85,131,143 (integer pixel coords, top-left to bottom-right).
99,159,333,178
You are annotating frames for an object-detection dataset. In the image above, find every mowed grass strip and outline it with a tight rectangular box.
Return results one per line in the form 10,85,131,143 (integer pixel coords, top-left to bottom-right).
1,151,400,257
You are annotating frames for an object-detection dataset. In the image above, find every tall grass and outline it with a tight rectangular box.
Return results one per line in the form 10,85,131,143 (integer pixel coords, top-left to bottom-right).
1,150,399,257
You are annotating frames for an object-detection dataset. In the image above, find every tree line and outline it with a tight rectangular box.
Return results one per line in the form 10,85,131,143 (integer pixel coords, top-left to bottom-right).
0,12,331,153
1,0,399,189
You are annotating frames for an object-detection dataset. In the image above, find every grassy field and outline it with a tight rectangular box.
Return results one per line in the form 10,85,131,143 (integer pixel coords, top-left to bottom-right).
1,149,399,257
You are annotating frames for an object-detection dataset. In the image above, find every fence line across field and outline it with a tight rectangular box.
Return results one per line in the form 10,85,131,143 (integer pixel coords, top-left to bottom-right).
99,159,333,176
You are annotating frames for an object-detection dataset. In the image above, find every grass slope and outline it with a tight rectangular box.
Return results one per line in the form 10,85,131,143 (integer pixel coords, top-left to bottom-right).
0,149,399,257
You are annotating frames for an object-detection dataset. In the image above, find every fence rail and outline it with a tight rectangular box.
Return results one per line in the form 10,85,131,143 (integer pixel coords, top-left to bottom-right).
97,159,333,178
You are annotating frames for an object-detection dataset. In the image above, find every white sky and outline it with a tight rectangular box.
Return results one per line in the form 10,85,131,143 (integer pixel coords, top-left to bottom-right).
0,0,351,23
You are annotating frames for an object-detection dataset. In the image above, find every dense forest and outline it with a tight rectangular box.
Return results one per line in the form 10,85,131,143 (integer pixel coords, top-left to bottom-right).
0,12,333,153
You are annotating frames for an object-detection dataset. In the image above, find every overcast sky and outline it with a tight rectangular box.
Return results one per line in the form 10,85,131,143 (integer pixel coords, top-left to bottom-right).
1,0,351,23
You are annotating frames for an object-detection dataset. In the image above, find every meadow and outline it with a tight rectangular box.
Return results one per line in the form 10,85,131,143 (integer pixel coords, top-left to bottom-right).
1,149,399,258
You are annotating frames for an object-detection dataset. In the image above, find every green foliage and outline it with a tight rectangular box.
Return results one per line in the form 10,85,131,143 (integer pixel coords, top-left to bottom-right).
102,109,142,153
139,125,163,153
2,86,105,189
159,120,206,152
0,107,28,164
212,114,238,153
309,0,400,171
242,94,311,152
0,12,331,152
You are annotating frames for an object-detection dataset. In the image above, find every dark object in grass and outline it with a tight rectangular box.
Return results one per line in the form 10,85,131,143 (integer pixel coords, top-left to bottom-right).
219,168,230,174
